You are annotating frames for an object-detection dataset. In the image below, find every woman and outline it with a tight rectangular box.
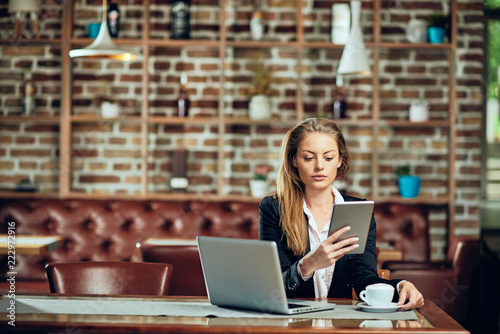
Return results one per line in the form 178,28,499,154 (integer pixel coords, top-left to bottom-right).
259,117,424,310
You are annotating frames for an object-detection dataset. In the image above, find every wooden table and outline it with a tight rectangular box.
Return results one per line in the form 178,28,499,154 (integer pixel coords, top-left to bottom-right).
0,295,469,334
0,235,62,255
142,237,197,246
377,248,404,262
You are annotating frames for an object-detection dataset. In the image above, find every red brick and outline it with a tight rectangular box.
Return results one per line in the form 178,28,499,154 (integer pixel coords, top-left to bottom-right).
80,175,120,183
19,162,37,169
11,150,51,157
114,163,132,171
103,150,141,158
0,162,14,170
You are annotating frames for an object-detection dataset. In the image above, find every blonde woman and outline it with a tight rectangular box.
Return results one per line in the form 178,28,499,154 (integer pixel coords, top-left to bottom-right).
259,118,423,310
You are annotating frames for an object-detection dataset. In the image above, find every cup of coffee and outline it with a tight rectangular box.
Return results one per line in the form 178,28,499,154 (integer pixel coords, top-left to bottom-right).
359,283,394,307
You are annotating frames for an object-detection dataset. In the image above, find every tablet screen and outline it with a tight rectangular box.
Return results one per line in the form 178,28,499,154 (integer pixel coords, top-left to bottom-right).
327,201,375,254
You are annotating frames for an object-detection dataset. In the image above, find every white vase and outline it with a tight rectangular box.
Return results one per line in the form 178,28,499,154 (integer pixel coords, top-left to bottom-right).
249,95,270,120
101,101,120,118
250,180,268,198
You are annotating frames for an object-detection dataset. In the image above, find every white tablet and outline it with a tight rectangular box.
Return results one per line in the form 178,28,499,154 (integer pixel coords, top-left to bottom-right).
327,201,375,254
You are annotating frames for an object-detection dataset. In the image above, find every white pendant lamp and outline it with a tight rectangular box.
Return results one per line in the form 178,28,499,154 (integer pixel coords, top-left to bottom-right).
337,0,370,76
69,0,137,61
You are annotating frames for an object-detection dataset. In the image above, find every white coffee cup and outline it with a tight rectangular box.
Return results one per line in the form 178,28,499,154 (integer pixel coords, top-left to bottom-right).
359,283,394,307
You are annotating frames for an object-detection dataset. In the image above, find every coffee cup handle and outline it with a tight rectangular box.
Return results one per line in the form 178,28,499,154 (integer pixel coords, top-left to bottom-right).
359,290,368,304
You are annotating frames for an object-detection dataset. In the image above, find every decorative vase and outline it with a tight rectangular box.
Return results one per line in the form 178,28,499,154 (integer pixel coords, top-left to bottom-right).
409,99,429,122
250,180,268,198
398,176,421,198
405,19,427,43
249,94,270,120
427,26,445,44
101,101,120,118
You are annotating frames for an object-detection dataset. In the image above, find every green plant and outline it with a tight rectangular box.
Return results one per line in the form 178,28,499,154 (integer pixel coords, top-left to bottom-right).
254,165,270,181
394,165,411,177
247,50,272,97
429,13,447,28
248,63,272,96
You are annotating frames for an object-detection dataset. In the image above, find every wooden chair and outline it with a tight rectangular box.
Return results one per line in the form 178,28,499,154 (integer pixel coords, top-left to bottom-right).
45,261,173,296
352,269,391,299
378,268,391,280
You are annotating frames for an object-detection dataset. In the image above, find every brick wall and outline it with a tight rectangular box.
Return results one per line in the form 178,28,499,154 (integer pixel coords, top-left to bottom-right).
0,0,484,260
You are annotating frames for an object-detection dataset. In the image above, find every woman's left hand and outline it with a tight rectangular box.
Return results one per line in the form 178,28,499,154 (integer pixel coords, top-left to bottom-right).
397,281,424,310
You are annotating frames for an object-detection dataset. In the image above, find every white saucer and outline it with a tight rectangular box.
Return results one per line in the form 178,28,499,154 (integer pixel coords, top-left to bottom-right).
357,302,401,313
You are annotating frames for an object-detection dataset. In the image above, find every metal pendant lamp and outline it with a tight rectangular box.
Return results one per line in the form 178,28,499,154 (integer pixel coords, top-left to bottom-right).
337,0,370,75
69,0,137,61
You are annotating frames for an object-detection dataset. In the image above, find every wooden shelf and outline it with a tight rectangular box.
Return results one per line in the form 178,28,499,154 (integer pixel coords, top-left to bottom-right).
0,190,448,205
0,115,60,123
71,37,143,46
227,41,300,48
0,191,61,199
148,116,219,125
63,191,261,203
0,38,62,45
378,42,453,49
379,120,451,127
147,39,220,48
70,115,142,122
71,37,222,48
371,196,450,205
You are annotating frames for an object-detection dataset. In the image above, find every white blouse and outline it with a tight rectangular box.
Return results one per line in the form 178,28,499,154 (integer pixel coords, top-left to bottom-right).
300,186,345,299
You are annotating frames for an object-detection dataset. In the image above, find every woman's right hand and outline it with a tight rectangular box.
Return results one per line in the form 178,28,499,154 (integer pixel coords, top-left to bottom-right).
298,226,359,277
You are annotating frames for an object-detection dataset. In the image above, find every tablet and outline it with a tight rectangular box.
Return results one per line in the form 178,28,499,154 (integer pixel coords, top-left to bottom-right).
327,201,375,254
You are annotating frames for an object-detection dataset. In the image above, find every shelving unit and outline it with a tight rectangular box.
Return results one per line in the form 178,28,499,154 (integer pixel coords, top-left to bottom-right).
0,0,458,233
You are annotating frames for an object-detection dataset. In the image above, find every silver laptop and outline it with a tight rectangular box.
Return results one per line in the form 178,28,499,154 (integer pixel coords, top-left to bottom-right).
197,236,336,315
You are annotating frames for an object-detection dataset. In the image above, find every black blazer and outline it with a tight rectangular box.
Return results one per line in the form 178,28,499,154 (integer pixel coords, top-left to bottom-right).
258,194,402,299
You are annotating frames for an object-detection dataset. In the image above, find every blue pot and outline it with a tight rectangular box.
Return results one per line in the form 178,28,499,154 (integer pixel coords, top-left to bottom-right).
427,26,445,44
398,176,421,198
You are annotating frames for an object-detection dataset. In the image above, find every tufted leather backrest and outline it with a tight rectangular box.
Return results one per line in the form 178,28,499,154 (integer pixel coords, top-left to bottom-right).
374,202,429,263
0,199,260,281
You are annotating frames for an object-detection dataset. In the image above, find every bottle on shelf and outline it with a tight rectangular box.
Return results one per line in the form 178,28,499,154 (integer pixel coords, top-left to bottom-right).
107,0,120,38
250,0,263,41
171,0,191,39
23,69,35,116
332,75,346,119
170,149,188,192
177,72,190,117
331,3,350,44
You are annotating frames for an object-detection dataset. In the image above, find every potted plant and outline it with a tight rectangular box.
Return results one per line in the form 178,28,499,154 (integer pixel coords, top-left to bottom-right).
394,165,421,198
95,81,119,118
248,59,272,120
427,13,448,44
250,165,270,198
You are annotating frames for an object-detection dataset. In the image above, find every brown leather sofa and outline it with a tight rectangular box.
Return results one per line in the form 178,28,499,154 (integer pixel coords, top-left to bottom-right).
0,198,477,324
0,199,259,294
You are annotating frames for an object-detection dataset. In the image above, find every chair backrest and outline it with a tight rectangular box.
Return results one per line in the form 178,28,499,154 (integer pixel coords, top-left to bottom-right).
140,245,207,296
377,268,391,280
45,261,173,296
352,269,391,299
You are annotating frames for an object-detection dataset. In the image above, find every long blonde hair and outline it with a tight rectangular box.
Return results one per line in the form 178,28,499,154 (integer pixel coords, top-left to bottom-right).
277,118,351,256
